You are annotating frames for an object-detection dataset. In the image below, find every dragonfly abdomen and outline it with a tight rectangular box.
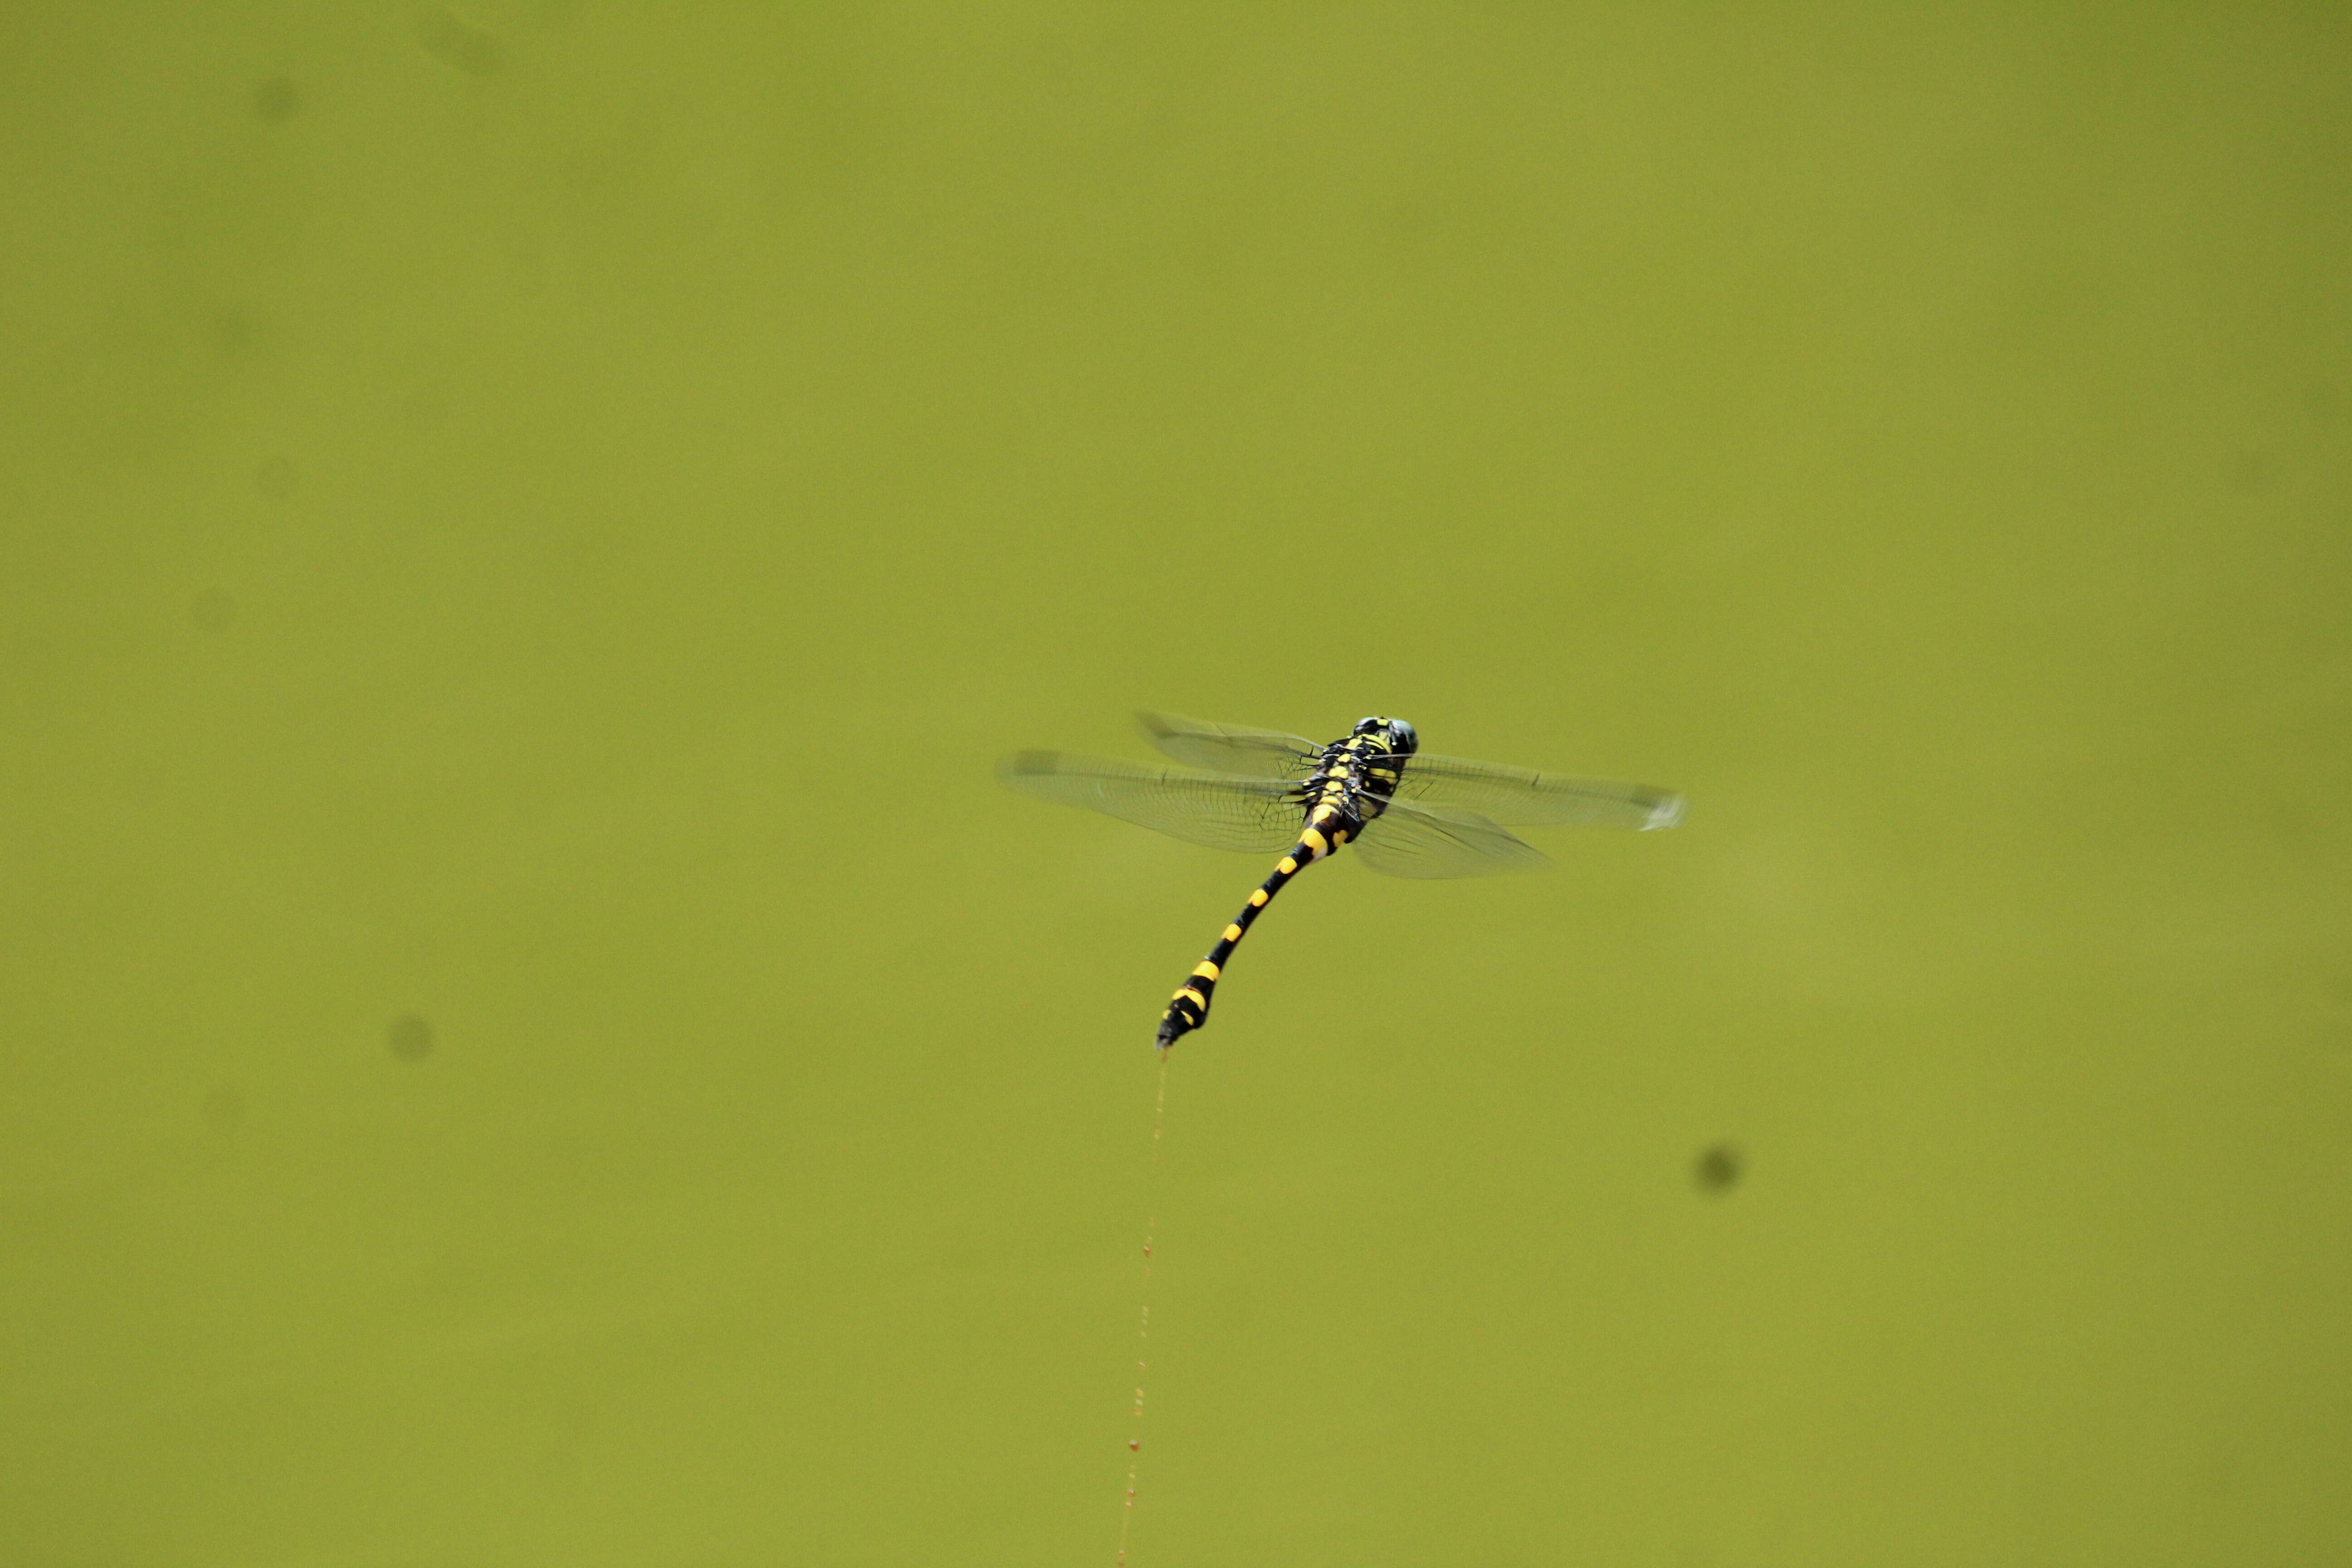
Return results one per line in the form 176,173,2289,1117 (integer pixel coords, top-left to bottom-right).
1156,839,1306,1048
1155,781,1382,1049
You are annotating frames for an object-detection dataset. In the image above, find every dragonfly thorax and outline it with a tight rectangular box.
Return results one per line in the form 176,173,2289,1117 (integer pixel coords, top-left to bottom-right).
1304,718,1419,833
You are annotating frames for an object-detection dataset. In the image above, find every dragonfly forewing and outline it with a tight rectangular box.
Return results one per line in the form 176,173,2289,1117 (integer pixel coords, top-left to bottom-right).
1385,752,1684,829
995,750,1306,854
1135,711,1320,778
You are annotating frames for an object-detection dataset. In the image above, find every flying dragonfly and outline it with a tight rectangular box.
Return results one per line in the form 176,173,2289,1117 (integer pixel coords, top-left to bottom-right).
998,712,1684,1049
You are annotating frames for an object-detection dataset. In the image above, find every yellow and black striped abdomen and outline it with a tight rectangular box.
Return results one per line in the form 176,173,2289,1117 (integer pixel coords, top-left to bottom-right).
1154,718,1417,1049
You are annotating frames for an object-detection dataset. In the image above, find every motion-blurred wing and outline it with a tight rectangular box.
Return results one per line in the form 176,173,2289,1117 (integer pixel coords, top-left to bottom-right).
1136,711,1319,779
1389,753,1684,830
1350,800,1551,879
997,750,1304,853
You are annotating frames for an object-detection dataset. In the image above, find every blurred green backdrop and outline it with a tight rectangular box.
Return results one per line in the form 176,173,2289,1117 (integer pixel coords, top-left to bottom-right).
3,5,2347,1564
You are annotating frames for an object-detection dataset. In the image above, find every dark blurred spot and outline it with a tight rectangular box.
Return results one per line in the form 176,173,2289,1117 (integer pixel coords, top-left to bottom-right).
2227,450,2274,495
202,1084,246,1133
398,380,453,433
255,454,299,499
389,1013,435,1061
418,6,506,76
211,306,259,358
536,1431,583,1484
191,587,237,633
252,76,302,122
1693,1142,1742,1194
2310,382,2340,425
2262,792,2317,848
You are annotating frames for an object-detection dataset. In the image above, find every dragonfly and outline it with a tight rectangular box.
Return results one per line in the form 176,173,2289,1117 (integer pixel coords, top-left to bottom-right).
998,711,1684,1049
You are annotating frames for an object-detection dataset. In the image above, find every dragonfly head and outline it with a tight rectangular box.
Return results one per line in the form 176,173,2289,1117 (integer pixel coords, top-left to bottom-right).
1352,716,1418,756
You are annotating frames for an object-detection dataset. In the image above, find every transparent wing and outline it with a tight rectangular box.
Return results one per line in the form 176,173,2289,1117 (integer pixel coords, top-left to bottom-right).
996,750,1305,853
1136,711,1319,779
1350,800,1552,879
1386,753,1684,830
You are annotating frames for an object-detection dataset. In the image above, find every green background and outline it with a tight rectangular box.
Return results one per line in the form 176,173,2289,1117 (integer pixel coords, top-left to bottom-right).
3,5,2347,1564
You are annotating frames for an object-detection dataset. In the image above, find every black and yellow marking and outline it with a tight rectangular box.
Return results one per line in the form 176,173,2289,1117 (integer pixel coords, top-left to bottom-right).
1154,719,1416,1049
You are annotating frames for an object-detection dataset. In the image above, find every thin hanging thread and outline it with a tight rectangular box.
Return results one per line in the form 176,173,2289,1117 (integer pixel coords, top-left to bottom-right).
1115,1047,1172,1568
